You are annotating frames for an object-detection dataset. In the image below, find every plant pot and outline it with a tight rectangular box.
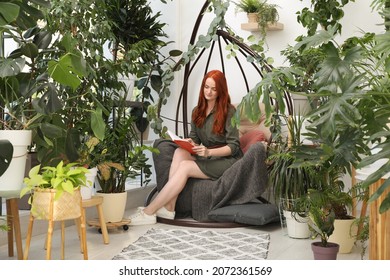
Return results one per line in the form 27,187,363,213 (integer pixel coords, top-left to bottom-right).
311,241,339,260
80,167,98,200
97,191,127,223
291,93,313,116
247,13,258,23
0,130,32,191
328,217,357,254
283,210,311,239
118,74,135,101
31,188,82,221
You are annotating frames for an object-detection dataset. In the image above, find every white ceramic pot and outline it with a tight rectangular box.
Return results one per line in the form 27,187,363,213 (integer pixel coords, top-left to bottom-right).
0,130,32,191
80,167,98,200
283,210,311,239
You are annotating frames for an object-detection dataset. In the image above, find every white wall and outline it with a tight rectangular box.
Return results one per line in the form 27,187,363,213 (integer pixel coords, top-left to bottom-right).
149,0,384,138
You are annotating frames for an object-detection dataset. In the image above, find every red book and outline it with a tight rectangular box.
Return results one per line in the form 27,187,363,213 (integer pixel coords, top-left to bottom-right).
167,130,196,155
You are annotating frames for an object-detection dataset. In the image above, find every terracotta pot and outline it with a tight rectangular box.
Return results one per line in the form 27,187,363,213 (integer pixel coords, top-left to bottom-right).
311,242,340,260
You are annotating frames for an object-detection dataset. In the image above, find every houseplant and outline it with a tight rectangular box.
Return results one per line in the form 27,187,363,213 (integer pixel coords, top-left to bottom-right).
301,188,340,260
229,0,389,259
292,162,354,259
91,95,158,222
267,114,314,238
0,0,106,167
234,0,280,35
20,160,89,220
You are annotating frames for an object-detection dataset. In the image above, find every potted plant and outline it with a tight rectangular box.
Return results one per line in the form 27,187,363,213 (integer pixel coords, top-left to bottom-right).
300,188,340,260
234,0,280,34
0,110,34,192
91,97,158,222
0,0,104,169
291,162,354,260
75,135,101,200
20,161,89,221
267,114,314,238
232,0,389,259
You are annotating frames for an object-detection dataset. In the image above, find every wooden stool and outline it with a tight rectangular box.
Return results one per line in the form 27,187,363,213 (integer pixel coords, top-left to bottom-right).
23,192,88,260
81,196,109,244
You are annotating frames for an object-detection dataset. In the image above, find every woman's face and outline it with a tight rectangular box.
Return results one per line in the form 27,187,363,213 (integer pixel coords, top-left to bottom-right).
203,77,218,102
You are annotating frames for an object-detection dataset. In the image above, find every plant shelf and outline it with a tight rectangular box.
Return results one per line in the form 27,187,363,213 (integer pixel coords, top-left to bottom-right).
241,22,284,32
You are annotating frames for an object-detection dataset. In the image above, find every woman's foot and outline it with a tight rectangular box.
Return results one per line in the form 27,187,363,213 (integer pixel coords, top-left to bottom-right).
156,206,175,220
129,207,156,225
137,206,175,220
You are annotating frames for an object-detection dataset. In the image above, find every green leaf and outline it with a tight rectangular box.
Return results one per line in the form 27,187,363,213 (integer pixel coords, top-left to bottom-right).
169,49,182,57
0,2,20,25
20,42,39,59
33,31,52,49
60,33,78,53
0,58,25,77
91,108,106,141
314,43,352,87
379,194,390,213
48,60,81,90
150,74,162,92
40,122,66,139
0,140,13,176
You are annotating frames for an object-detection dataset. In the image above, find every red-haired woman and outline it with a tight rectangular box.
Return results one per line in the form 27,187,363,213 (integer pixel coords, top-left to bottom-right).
130,69,243,225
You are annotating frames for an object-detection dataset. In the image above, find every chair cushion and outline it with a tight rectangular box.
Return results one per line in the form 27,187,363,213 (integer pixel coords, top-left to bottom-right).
240,129,266,153
208,203,280,226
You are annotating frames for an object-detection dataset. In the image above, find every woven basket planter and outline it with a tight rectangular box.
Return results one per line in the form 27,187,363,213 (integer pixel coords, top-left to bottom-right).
31,188,82,221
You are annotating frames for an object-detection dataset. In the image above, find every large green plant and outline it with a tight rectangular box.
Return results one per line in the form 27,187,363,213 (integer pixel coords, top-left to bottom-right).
233,0,390,214
92,97,158,193
267,114,316,210
297,0,356,36
0,0,106,166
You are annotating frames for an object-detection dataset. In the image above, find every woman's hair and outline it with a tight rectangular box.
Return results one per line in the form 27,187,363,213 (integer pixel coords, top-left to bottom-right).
192,69,232,135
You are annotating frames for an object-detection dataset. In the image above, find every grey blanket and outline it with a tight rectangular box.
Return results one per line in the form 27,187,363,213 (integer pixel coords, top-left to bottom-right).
152,139,268,221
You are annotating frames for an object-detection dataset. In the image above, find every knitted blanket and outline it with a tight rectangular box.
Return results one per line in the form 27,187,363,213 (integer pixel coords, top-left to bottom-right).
152,139,268,221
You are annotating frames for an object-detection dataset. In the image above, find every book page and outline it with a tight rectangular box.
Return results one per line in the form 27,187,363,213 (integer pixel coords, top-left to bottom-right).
167,130,182,141
167,130,196,154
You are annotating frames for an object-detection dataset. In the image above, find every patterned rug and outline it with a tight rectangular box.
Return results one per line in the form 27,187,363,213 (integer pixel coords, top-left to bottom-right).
112,228,270,260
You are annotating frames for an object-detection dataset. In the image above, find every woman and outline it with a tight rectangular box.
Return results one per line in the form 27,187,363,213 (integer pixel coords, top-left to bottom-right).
129,69,243,225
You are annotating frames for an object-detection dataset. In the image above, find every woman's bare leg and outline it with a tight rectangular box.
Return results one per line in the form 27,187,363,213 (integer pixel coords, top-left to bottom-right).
143,159,209,215
163,148,194,211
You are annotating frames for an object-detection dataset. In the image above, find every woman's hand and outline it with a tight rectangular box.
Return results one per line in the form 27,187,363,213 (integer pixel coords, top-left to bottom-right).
185,138,195,145
192,144,209,158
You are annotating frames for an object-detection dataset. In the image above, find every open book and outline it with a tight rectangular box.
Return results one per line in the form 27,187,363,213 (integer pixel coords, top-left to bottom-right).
167,130,196,155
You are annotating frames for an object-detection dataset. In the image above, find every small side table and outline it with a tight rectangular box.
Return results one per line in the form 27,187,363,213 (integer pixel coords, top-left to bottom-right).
82,196,109,244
